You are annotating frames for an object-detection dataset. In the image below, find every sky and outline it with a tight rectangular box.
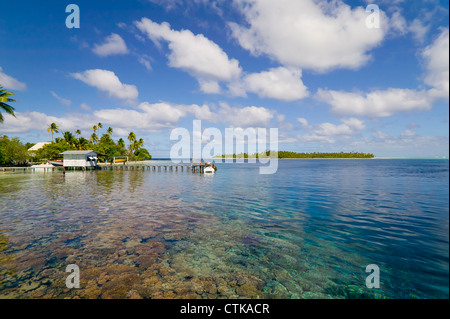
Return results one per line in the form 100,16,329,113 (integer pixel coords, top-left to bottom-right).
0,0,448,158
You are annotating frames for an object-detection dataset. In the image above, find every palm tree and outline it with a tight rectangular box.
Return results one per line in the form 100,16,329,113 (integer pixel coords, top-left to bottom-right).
106,127,113,136
63,131,76,147
117,138,125,149
47,123,59,142
0,86,16,123
90,133,98,144
91,125,98,133
127,132,136,146
97,122,103,134
76,137,89,150
137,138,144,150
131,138,144,153
75,129,81,137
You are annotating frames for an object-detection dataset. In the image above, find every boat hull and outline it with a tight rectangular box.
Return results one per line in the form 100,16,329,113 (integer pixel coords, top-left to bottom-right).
204,167,215,173
48,160,63,167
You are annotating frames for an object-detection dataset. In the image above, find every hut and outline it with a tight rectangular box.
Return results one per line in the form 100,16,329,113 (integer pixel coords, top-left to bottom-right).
59,150,100,168
28,142,51,155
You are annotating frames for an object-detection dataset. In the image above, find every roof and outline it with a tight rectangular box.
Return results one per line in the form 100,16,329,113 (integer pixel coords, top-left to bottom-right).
59,150,97,155
28,142,51,151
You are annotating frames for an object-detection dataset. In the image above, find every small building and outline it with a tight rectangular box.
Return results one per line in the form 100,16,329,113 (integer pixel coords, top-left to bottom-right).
59,150,100,168
28,142,51,154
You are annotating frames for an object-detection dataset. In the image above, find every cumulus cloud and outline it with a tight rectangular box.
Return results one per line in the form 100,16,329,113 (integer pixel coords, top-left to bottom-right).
71,69,138,101
96,101,274,131
92,33,129,57
135,18,242,93
50,91,71,107
1,100,276,136
315,88,432,117
80,103,92,112
229,0,387,72
0,111,89,134
422,28,449,99
315,28,449,117
400,129,416,137
0,66,26,91
214,103,275,127
138,55,152,71
408,18,430,43
297,117,365,137
350,134,449,158
147,0,182,10
240,67,309,101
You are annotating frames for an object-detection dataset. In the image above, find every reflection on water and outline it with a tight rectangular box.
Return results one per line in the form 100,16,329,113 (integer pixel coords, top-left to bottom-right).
0,160,448,299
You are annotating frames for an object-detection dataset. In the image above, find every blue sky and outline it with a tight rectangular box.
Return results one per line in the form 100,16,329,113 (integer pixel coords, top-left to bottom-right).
0,0,448,157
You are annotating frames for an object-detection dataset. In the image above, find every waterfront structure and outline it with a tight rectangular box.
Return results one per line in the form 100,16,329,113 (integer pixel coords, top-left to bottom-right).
27,142,51,154
60,150,100,168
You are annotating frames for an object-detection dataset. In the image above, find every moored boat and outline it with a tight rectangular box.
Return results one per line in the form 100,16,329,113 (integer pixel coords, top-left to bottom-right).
47,160,63,167
204,162,216,173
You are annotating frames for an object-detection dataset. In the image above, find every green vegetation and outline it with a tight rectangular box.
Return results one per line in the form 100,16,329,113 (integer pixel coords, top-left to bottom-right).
0,124,152,166
216,151,375,159
0,86,16,123
35,124,152,162
0,135,30,166
47,123,59,142
276,151,374,158
0,87,152,167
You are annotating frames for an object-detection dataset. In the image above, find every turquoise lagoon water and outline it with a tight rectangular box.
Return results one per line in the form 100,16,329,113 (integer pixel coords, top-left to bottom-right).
0,159,448,299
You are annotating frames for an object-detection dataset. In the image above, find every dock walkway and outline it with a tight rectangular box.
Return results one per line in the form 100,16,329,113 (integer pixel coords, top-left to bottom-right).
1,163,208,173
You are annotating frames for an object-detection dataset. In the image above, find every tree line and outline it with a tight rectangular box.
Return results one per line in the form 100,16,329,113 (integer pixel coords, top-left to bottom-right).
0,123,152,167
40,122,151,162
217,151,375,159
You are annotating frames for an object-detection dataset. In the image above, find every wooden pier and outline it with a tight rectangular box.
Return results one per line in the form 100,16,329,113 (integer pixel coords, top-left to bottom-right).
97,163,207,173
0,166,64,173
1,164,209,174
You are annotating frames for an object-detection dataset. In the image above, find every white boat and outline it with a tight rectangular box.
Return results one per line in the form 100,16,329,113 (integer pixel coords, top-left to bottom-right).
48,160,63,167
204,166,215,173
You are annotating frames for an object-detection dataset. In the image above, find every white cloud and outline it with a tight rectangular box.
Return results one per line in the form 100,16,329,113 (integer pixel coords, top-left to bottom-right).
50,91,71,107
0,111,88,134
372,130,389,139
408,19,430,43
315,88,431,117
71,69,138,101
400,129,416,137
138,55,152,71
94,102,187,132
297,117,365,136
214,103,275,127
0,100,276,136
315,28,448,117
80,103,91,112
241,67,309,101
0,66,26,91
135,18,242,93
92,33,129,57
350,134,449,158
147,0,182,10
92,101,275,133
422,28,449,99
229,0,387,72
389,10,408,36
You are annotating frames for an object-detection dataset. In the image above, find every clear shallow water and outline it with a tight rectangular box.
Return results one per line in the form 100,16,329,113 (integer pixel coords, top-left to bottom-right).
0,159,448,299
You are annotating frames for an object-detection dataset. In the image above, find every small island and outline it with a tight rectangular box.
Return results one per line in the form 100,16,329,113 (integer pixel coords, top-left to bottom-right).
215,151,375,159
